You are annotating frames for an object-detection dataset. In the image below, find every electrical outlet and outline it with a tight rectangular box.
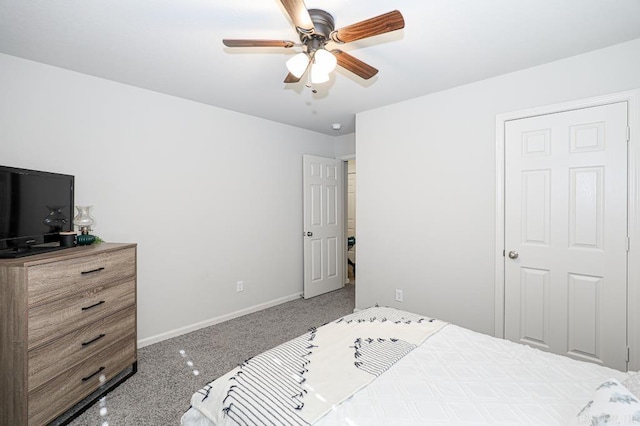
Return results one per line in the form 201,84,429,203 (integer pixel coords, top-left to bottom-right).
395,289,403,302
236,281,244,292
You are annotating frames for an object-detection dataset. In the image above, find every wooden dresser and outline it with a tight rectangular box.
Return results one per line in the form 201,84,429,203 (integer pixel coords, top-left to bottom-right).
0,242,137,425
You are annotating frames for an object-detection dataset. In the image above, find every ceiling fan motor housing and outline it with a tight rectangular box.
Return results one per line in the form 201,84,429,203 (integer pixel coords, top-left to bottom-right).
301,9,335,51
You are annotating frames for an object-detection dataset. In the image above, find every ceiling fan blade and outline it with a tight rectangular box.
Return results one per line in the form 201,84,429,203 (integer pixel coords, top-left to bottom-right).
279,0,315,35
284,72,302,83
330,10,405,43
223,39,296,48
332,50,379,80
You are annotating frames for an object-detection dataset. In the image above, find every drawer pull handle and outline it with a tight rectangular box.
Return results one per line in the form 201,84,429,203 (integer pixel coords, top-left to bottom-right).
81,300,105,311
81,366,105,382
81,333,106,347
81,267,105,275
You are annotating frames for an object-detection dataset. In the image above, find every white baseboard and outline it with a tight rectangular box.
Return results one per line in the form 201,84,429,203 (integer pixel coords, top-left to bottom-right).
137,292,303,348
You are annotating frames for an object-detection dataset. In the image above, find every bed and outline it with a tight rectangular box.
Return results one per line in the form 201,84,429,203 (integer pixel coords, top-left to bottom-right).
181,306,640,425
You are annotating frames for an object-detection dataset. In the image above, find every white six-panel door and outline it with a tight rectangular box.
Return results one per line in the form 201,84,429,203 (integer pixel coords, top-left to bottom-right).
303,155,344,298
504,102,628,370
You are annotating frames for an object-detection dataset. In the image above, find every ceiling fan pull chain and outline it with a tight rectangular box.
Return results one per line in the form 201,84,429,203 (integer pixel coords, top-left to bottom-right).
305,67,312,88
305,70,318,93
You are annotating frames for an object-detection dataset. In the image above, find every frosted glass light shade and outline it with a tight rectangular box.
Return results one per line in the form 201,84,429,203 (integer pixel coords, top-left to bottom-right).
311,66,330,84
313,49,337,74
286,52,309,78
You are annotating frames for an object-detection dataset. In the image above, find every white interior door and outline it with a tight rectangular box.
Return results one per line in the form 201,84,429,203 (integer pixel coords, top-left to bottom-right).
303,155,344,298
504,102,628,370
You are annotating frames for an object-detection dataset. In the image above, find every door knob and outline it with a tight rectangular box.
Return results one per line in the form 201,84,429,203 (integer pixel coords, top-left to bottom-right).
306,232,313,237
508,250,519,259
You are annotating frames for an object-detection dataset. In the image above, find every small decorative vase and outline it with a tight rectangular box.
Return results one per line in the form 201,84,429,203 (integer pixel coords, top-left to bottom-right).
44,205,69,232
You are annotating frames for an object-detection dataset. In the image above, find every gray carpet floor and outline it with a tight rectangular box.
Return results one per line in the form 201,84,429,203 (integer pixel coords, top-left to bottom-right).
69,283,355,425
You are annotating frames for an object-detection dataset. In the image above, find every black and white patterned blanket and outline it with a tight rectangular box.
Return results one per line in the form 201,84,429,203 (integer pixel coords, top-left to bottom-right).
188,307,447,425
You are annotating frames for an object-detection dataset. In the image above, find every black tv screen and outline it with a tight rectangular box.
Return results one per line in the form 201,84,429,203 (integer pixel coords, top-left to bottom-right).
0,165,74,255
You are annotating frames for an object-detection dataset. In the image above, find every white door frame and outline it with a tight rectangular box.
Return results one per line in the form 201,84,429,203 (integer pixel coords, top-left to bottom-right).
495,89,640,370
338,154,355,286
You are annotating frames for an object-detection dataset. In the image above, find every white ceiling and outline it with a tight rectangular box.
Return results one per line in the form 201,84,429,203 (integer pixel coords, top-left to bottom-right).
1,0,639,136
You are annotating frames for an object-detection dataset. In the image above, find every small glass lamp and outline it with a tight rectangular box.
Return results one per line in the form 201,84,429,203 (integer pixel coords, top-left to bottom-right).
74,206,96,245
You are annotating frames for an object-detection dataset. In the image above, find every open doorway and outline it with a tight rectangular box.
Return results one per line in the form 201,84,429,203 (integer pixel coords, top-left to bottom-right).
347,159,356,283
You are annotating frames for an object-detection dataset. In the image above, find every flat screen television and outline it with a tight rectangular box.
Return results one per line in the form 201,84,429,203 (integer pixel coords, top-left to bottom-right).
0,165,75,258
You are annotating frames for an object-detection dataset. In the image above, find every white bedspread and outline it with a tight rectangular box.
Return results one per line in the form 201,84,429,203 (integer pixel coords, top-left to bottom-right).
182,312,631,426
319,323,631,425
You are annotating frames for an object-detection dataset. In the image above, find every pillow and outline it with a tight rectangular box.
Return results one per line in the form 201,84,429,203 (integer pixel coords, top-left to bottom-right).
624,372,640,399
572,378,640,425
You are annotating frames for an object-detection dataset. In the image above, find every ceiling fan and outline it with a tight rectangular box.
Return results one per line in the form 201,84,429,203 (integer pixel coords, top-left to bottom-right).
222,0,405,87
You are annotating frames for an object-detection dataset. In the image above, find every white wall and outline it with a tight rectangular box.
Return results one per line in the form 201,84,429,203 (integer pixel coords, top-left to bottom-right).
334,133,355,159
355,38,640,336
0,53,335,345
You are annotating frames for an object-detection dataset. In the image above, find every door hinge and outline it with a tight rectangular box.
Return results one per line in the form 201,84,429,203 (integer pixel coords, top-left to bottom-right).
627,237,631,252
626,346,630,363
502,249,505,257
627,126,631,142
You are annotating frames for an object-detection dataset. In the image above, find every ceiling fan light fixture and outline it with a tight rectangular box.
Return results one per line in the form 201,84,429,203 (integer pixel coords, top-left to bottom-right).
313,48,337,74
286,52,310,78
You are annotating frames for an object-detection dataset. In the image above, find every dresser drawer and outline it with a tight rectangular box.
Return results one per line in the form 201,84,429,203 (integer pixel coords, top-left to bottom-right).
27,247,136,307
28,279,135,350
28,306,136,391
28,337,136,426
